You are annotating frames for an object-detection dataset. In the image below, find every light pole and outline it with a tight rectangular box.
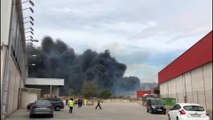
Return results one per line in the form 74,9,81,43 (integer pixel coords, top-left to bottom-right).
23,7,34,13
24,16,34,21
22,0,34,6
24,20,34,26
25,27,34,31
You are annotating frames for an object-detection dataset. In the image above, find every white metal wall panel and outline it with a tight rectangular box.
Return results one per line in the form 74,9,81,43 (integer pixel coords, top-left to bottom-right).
174,78,179,101
203,62,212,111
160,83,168,98
170,78,177,98
7,57,17,115
184,72,194,103
1,48,6,84
203,62,212,90
168,81,171,97
6,56,23,116
191,67,206,107
176,76,184,103
21,92,37,108
13,72,20,111
1,0,12,46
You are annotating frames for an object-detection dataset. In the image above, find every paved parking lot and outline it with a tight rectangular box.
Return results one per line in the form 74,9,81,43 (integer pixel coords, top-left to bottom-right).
6,102,168,120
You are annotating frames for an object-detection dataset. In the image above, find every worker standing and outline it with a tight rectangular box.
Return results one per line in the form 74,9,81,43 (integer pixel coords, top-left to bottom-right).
65,99,68,105
84,99,88,106
68,98,74,114
77,98,83,107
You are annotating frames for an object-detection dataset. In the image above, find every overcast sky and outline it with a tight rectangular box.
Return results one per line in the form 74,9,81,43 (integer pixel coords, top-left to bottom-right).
24,0,212,83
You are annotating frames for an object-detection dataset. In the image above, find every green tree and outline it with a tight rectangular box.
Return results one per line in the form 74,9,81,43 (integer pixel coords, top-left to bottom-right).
100,89,112,99
68,88,74,96
81,81,98,99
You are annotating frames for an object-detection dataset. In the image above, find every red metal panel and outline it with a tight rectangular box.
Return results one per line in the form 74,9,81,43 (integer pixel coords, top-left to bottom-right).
136,90,151,99
158,31,212,84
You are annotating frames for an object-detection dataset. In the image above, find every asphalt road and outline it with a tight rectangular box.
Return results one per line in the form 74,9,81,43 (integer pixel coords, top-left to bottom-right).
6,102,168,120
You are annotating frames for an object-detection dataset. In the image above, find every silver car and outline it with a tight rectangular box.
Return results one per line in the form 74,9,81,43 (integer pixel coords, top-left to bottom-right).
29,99,54,118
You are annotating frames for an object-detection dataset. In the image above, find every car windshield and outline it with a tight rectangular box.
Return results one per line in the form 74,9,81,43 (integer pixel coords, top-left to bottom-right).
151,100,163,105
36,100,51,106
183,105,204,111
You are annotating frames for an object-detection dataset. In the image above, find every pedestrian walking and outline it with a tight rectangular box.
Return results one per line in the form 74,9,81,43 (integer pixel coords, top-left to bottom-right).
65,99,68,105
95,99,102,110
77,98,83,107
68,98,74,114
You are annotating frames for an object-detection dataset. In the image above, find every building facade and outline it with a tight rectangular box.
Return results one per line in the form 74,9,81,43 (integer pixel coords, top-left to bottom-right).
136,90,151,99
158,31,212,112
25,78,64,97
1,0,27,119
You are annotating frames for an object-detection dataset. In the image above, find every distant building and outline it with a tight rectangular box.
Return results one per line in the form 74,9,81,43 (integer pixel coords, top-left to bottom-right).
25,78,64,97
136,90,151,99
22,78,64,107
158,31,212,112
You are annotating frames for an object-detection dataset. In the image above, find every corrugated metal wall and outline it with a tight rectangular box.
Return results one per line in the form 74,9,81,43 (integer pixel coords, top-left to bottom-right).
7,54,22,116
21,92,37,108
160,62,212,111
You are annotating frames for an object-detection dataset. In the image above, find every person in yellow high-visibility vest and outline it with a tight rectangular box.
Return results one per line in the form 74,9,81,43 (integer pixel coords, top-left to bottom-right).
68,98,74,113
84,99,88,106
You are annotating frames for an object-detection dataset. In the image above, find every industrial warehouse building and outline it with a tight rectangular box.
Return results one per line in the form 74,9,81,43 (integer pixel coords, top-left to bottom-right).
1,1,65,119
158,31,212,113
1,0,35,119
1,0,27,119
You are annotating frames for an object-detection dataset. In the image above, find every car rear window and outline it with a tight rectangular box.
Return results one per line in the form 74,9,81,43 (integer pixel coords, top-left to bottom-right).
151,100,164,105
47,98,61,101
36,100,51,105
183,105,204,111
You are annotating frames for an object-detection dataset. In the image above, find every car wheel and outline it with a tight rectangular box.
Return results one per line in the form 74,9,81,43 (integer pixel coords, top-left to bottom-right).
50,114,53,118
55,106,60,111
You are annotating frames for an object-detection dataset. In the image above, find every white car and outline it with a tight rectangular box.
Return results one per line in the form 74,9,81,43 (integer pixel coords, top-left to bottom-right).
168,103,210,120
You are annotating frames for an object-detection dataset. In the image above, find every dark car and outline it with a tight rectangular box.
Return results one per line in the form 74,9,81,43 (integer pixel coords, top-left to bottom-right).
45,98,64,111
27,102,33,110
29,99,54,118
146,99,166,114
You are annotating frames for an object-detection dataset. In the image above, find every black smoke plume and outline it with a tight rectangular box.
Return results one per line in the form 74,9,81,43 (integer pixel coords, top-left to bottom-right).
27,36,141,95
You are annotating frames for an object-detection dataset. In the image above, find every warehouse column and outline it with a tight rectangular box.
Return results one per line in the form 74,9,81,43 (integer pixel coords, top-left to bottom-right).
201,67,207,109
49,85,52,97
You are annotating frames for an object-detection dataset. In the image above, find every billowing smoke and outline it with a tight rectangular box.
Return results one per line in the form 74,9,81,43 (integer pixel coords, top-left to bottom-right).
27,36,141,95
